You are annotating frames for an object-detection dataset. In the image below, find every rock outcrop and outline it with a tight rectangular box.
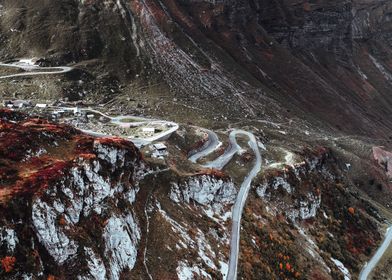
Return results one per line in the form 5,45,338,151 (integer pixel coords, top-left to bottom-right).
0,109,147,279
170,174,237,206
238,147,383,279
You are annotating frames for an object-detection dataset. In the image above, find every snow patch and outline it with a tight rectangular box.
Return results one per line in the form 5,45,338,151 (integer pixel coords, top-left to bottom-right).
297,227,331,273
177,261,212,280
331,258,351,280
369,54,392,82
219,261,228,279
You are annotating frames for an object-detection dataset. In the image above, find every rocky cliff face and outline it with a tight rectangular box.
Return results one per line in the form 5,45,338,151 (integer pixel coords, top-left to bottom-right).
0,110,241,279
0,109,148,279
242,147,382,279
0,113,389,279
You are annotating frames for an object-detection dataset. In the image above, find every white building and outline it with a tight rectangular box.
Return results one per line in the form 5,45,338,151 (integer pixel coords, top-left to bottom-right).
36,103,48,109
153,143,167,151
142,127,155,137
73,107,81,115
151,143,168,159
5,100,32,108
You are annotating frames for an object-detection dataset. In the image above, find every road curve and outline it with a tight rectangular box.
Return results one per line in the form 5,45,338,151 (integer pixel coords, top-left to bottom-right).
73,108,178,147
225,131,262,280
188,128,221,163
188,129,262,280
0,61,72,79
359,225,392,280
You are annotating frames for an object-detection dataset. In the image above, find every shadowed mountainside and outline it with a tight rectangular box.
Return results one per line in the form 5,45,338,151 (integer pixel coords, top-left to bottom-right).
2,0,392,137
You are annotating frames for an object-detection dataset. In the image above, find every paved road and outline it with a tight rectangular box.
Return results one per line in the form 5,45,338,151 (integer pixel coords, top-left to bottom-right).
73,109,179,147
110,114,179,144
0,60,72,79
359,225,392,280
188,128,221,163
188,129,262,280
225,131,262,280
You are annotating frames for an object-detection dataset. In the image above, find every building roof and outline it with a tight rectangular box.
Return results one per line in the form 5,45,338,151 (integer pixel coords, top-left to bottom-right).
142,127,155,132
153,143,167,150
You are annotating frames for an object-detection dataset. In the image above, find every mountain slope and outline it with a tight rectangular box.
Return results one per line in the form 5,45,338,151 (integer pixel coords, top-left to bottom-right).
2,0,392,279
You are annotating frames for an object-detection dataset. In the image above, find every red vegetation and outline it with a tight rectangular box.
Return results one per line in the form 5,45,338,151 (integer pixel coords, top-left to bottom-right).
12,160,71,199
303,2,311,12
94,137,138,153
241,152,254,163
0,109,24,121
78,153,97,160
0,109,139,204
95,136,129,146
58,215,67,226
285,263,291,271
1,256,16,273
187,136,208,155
197,168,226,179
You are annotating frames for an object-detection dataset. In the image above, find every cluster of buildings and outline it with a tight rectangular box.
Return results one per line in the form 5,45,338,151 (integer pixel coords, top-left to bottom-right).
2,100,171,160
3,100,47,109
2,100,89,122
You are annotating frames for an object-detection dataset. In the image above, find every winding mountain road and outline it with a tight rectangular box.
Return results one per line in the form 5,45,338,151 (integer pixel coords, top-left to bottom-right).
0,59,72,79
188,128,221,163
189,129,262,280
2,57,260,280
3,56,387,280
72,109,179,147
359,225,392,280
